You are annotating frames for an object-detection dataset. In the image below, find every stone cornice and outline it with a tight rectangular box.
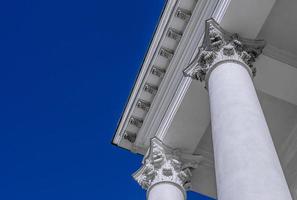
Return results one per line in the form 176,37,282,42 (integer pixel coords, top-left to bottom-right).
112,0,197,150
184,19,265,86
133,137,200,196
137,0,220,148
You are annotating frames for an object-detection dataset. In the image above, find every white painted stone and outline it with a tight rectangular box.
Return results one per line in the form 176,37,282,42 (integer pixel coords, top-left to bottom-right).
208,62,292,200
133,138,198,200
148,182,185,200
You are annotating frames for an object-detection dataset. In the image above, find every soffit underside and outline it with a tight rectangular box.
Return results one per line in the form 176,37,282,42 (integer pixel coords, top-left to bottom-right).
258,0,297,56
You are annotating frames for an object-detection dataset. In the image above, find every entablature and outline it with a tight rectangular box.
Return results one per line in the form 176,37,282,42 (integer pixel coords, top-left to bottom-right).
112,0,221,153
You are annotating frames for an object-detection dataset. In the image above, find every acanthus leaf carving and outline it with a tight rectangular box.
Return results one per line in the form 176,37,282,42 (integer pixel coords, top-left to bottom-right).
132,137,198,192
184,18,265,83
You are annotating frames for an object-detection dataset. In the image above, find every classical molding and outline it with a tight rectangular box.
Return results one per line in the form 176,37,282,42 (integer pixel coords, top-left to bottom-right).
137,0,220,146
112,0,180,147
184,19,265,85
133,138,199,194
123,131,137,143
113,0,233,150
136,99,151,112
129,116,143,128
167,27,183,41
263,44,297,69
156,0,232,140
151,66,166,78
175,7,192,22
159,47,174,60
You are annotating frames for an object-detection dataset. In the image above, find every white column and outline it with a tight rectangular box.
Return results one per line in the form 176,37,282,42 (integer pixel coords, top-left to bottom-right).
208,62,292,200
185,19,292,200
148,182,184,200
133,137,197,200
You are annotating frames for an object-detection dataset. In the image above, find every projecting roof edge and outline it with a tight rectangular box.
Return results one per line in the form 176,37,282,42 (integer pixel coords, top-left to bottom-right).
112,0,232,153
136,0,231,147
112,0,177,148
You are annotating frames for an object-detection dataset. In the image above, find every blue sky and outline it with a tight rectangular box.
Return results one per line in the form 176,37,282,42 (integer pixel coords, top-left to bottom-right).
0,0,212,199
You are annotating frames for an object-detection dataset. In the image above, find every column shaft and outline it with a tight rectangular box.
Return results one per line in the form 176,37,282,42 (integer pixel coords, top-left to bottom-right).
148,183,184,200
208,62,292,200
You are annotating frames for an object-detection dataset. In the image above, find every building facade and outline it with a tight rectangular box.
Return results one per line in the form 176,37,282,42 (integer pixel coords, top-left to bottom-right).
112,0,297,199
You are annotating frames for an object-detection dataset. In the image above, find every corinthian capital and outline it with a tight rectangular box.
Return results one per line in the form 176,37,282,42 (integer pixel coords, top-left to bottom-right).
184,18,265,82
133,138,199,193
